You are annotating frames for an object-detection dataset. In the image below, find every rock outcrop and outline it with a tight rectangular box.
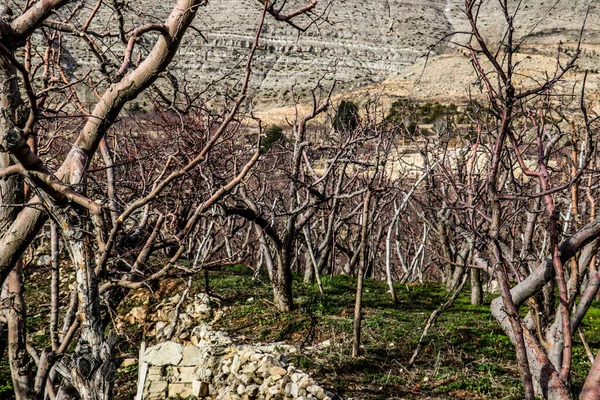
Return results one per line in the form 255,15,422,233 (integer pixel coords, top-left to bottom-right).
23,1,600,109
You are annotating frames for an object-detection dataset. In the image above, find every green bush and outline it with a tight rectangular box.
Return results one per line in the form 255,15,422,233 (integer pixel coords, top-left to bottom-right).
260,124,284,153
333,100,360,133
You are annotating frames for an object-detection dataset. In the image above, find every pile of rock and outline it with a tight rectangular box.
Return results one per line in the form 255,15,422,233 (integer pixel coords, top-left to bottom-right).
154,293,214,341
118,290,218,342
140,325,339,400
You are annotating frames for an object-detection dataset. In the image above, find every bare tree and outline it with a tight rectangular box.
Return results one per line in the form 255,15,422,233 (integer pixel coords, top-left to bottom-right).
438,2,600,399
0,1,324,398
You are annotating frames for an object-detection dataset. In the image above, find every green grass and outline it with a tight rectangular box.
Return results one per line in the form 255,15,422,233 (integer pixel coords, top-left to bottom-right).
3,262,600,399
206,266,524,399
201,265,600,399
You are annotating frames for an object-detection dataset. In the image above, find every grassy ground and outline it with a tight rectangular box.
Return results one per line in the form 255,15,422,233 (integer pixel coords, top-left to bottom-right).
4,263,600,399
207,265,522,399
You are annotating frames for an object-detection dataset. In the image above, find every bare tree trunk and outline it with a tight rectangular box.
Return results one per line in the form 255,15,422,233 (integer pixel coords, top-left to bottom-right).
581,349,600,400
352,190,371,358
0,317,6,379
407,224,427,284
486,215,600,399
55,216,116,400
50,221,60,351
0,151,18,373
0,51,31,394
438,217,455,290
385,213,398,304
470,268,482,305
273,250,294,312
303,247,314,283
5,260,34,400
99,138,119,225
270,212,295,312
487,107,535,399
259,233,275,281
0,0,206,281
395,219,409,278
303,226,324,295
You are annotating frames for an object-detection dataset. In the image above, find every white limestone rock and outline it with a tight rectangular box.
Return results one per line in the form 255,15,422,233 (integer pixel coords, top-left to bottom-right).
144,341,183,366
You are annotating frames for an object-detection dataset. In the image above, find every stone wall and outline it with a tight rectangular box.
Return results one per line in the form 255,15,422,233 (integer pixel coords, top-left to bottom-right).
140,325,339,400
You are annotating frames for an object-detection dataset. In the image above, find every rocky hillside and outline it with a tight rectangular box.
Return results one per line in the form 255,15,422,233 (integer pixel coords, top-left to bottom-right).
51,0,600,110
184,0,451,98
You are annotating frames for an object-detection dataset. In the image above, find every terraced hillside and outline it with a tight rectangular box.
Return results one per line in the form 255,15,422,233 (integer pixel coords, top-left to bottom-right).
37,0,600,108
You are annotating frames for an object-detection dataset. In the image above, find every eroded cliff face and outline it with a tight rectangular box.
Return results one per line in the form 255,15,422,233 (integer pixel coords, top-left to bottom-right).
28,1,600,108
123,0,451,106
34,0,452,104
186,0,451,97
153,0,599,99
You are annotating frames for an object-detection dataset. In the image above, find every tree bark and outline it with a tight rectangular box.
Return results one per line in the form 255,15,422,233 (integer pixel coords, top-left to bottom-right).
50,221,60,351
581,349,600,400
352,190,371,358
272,242,294,312
470,268,482,305
490,217,600,399
5,260,33,400
385,206,400,304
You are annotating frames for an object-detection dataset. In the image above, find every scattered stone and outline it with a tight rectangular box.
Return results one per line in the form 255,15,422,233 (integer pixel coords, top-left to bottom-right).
126,306,146,324
196,367,213,381
179,331,190,340
147,366,163,379
239,373,251,385
154,321,166,338
36,254,51,266
147,380,167,394
212,310,224,323
298,377,312,389
246,384,260,397
191,324,233,347
285,382,300,397
270,366,287,376
231,356,242,374
237,384,246,395
187,293,212,319
279,354,289,364
308,385,328,400
121,358,137,367
178,366,197,382
192,380,210,397
268,385,280,395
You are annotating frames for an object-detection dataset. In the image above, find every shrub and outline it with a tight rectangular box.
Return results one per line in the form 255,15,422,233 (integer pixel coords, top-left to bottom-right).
260,124,284,153
333,100,360,133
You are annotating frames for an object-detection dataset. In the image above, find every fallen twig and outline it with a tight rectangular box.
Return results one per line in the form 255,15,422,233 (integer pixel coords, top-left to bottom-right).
408,273,468,366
